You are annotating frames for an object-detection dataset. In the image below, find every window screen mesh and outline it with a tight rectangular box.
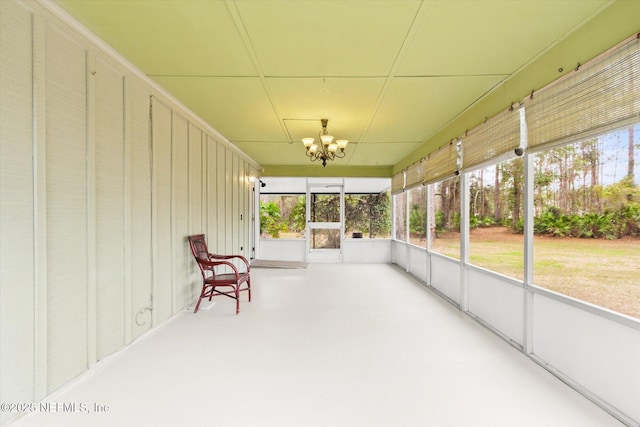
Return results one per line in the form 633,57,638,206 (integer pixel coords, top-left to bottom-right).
425,142,458,185
461,106,521,170
405,159,426,189
391,171,405,194
525,35,640,150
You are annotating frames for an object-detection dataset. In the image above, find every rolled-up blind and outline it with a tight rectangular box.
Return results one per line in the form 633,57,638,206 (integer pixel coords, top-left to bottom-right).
405,159,426,189
425,141,459,184
461,106,522,171
525,34,640,151
391,170,405,194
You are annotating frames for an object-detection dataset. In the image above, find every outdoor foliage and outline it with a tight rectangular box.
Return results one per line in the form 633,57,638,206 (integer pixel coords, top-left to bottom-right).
345,192,391,238
260,191,391,239
259,201,288,238
433,176,461,235
409,204,426,236
439,127,640,240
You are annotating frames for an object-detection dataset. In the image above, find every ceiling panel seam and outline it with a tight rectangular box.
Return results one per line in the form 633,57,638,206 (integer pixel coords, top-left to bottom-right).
350,0,431,164
224,0,287,140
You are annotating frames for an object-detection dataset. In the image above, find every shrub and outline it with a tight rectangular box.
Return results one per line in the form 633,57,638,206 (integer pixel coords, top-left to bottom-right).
259,201,288,238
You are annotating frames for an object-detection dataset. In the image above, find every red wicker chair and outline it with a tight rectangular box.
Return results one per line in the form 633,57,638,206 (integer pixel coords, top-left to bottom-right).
187,234,251,314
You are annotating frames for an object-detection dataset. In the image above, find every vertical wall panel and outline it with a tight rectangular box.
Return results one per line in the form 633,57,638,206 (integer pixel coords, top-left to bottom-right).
216,144,226,254
201,136,208,246
207,136,218,250
232,154,240,254
239,161,247,257
189,124,203,235
188,124,203,300
225,149,234,254
129,83,152,339
94,56,125,360
45,24,88,392
0,0,35,416
151,100,173,323
172,113,190,309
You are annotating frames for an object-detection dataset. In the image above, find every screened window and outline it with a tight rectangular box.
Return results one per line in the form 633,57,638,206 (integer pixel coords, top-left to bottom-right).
259,194,305,239
309,193,340,222
430,175,461,259
393,192,406,241
533,124,640,318
345,192,391,239
467,158,524,280
407,186,427,248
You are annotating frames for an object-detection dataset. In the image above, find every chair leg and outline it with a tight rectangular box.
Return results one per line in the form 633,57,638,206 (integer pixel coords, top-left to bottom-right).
194,296,203,313
235,286,240,315
194,284,208,313
247,278,251,302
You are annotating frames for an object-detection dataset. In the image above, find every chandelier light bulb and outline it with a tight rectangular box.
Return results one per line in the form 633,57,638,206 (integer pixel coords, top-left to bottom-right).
321,134,333,146
301,119,348,167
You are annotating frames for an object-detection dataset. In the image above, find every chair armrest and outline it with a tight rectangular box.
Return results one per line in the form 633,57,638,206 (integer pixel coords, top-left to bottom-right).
197,258,241,279
207,253,250,272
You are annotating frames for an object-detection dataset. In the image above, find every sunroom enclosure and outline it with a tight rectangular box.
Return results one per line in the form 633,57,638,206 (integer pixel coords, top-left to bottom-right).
1,1,639,426
391,34,640,426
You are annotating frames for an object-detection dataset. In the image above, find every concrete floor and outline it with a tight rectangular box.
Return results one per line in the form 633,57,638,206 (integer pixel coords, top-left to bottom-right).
9,264,622,427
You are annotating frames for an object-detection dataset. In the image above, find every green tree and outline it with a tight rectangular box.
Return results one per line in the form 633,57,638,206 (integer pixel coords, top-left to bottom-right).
409,203,426,236
259,201,287,238
344,192,391,238
289,195,306,233
369,192,391,238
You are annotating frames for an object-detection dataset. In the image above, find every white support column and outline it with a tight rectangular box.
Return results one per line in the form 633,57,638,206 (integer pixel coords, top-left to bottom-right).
460,171,470,312
405,189,409,272
521,106,535,355
426,183,435,286
340,178,345,262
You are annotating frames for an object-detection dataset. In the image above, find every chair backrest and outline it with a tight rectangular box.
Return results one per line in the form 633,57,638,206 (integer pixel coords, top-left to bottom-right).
188,234,210,275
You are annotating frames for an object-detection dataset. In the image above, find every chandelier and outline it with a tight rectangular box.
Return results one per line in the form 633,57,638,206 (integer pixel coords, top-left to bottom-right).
301,118,348,167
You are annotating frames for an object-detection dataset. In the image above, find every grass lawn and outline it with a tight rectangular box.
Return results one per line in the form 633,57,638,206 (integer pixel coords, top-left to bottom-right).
432,227,640,319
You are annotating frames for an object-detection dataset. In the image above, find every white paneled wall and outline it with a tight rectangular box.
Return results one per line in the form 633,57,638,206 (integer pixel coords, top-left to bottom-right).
188,123,204,302
216,144,227,255
225,150,234,254
0,0,35,409
94,56,126,361
44,20,88,392
171,113,190,312
206,136,218,251
0,1,259,424
128,81,153,341
151,99,174,325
